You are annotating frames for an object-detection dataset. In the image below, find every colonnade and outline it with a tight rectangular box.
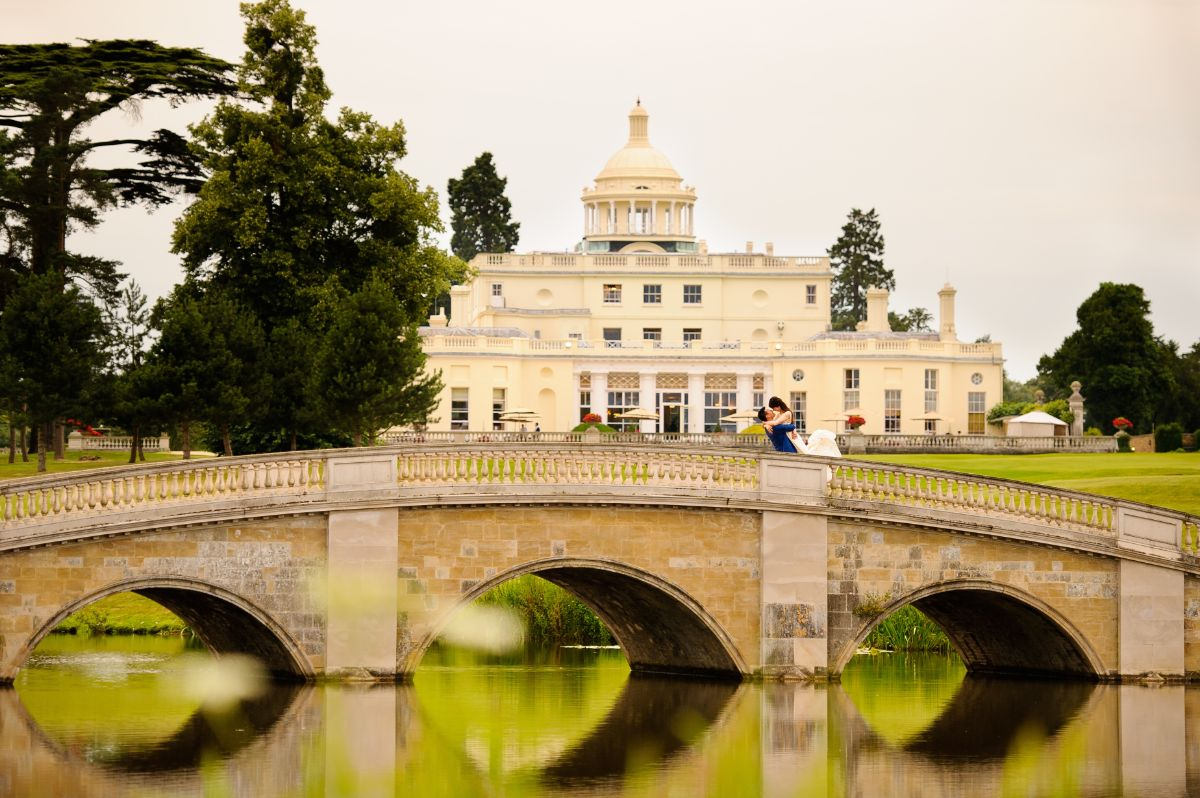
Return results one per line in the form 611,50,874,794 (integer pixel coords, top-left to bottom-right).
584,199,695,237
579,369,770,433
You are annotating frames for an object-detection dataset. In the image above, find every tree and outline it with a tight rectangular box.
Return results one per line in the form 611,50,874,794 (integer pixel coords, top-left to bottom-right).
0,271,105,471
310,279,441,446
173,0,464,448
447,151,520,263
1037,283,1170,433
827,208,892,331
0,40,234,300
146,287,263,458
889,306,933,332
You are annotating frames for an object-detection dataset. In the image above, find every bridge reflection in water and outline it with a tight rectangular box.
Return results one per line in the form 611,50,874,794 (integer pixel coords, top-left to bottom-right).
4,643,1197,797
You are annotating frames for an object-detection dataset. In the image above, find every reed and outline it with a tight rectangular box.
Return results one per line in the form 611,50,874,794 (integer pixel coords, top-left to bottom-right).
863,606,952,653
475,575,614,645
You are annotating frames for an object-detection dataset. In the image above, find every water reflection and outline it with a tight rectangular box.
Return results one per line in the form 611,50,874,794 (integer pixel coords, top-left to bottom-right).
541,676,740,790
4,638,1197,797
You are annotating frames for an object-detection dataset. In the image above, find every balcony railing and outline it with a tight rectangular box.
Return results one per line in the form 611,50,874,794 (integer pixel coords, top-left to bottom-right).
476,252,829,272
421,335,1003,360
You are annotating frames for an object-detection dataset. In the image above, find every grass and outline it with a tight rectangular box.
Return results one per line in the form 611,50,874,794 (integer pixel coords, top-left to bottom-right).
857,451,1200,516
53,591,188,636
0,449,186,480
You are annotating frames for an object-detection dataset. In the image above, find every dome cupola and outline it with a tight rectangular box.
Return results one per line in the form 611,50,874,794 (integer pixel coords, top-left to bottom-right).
580,102,698,254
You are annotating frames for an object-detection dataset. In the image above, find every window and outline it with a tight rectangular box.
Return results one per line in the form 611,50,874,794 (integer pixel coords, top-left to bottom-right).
492,388,506,431
753,391,764,409
790,392,807,433
683,328,702,342
491,283,503,297
884,389,901,433
683,284,702,304
704,391,738,432
603,284,622,304
843,368,860,411
579,391,591,421
805,285,817,305
568,332,583,341
643,327,662,341
607,390,640,431
643,284,662,304
603,327,622,348
968,392,986,434
924,369,939,413
450,388,469,430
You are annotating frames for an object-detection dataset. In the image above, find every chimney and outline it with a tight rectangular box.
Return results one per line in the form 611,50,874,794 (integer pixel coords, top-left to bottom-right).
938,283,957,341
765,241,774,256
865,286,890,332
427,310,448,327
745,241,754,254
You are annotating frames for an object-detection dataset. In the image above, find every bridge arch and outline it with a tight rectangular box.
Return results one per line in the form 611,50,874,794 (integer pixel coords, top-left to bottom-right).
832,580,1106,680
20,578,313,681
416,558,748,678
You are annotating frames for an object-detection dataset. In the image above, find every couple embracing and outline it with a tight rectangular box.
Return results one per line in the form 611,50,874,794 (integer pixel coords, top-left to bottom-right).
757,396,843,459
757,396,802,453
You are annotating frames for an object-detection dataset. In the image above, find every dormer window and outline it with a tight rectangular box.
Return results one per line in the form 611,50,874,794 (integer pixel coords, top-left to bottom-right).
635,185,649,190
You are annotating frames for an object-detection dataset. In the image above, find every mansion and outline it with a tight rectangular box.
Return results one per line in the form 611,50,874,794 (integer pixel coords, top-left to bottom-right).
419,104,1003,435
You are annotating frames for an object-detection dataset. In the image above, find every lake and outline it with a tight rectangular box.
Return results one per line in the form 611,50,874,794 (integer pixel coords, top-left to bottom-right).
4,634,1195,796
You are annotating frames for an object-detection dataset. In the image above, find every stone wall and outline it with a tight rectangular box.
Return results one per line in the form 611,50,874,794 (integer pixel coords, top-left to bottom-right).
394,505,762,675
827,520,1120,676
0,517,327,681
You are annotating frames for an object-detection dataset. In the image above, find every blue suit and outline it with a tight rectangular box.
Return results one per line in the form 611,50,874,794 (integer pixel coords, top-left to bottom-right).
766,422,797,453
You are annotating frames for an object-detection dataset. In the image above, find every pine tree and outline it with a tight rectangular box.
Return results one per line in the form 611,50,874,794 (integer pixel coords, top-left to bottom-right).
447,152,521,263
827,208,893,331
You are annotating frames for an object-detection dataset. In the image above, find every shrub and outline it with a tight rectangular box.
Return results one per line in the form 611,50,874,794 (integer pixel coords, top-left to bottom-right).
1115,430,1132,452
1194,429,1200,452
1154,423,1184,454
571,421,616,433
864,606,953,653
1084,427,1103,437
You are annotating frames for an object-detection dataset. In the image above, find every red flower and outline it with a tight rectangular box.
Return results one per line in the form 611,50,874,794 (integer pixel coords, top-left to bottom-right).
582,413,602,423
847,415,866,427
1112,417,1132,429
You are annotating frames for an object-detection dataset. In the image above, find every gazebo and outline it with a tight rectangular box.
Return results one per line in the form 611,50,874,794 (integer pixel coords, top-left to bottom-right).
1005,410,1068,437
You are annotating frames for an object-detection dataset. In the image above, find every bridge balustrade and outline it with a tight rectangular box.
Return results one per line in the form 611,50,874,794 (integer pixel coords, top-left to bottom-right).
1,443,1196,565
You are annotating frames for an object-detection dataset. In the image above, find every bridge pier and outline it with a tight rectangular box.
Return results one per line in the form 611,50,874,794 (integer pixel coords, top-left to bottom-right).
1119,561,1184,680
325,509,400,680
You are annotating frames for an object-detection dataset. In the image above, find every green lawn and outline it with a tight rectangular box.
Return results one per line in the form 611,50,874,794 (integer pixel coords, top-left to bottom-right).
857,451,1200,516
0,449,186,480
54,591,187,635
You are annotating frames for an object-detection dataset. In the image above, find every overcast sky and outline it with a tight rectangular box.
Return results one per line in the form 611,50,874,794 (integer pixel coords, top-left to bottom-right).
8,0,1199,379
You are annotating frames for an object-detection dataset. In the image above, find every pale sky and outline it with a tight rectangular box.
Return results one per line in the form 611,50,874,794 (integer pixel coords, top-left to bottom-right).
7,0,1199,379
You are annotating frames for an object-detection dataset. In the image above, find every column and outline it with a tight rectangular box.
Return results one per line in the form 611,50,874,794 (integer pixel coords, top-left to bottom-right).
669,200,676,234
639,372,657,432
592,371,609,424
650,201,656,235
737,372,754,414
609,201,615,234
583,203,589,235
687,373,705,433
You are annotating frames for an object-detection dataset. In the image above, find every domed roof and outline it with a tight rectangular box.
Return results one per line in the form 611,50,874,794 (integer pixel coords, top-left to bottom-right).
594,102,683,184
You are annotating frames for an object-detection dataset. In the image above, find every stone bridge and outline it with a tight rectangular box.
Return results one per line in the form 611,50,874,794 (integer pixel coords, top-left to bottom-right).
1,441,1198,683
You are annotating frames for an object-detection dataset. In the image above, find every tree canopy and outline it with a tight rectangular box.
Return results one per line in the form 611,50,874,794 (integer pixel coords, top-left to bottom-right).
0,39,235,300
447,151,520,263
827,207,892,331
1037,282,1171,434
170,0,464,448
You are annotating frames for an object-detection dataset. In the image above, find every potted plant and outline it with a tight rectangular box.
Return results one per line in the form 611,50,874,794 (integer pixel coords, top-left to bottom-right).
846,415,866,432
1113,416,1132,452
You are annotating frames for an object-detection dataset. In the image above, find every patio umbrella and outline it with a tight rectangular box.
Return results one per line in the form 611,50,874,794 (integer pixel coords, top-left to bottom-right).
613,408,661,421
720,410,762,423
499,408,537,419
